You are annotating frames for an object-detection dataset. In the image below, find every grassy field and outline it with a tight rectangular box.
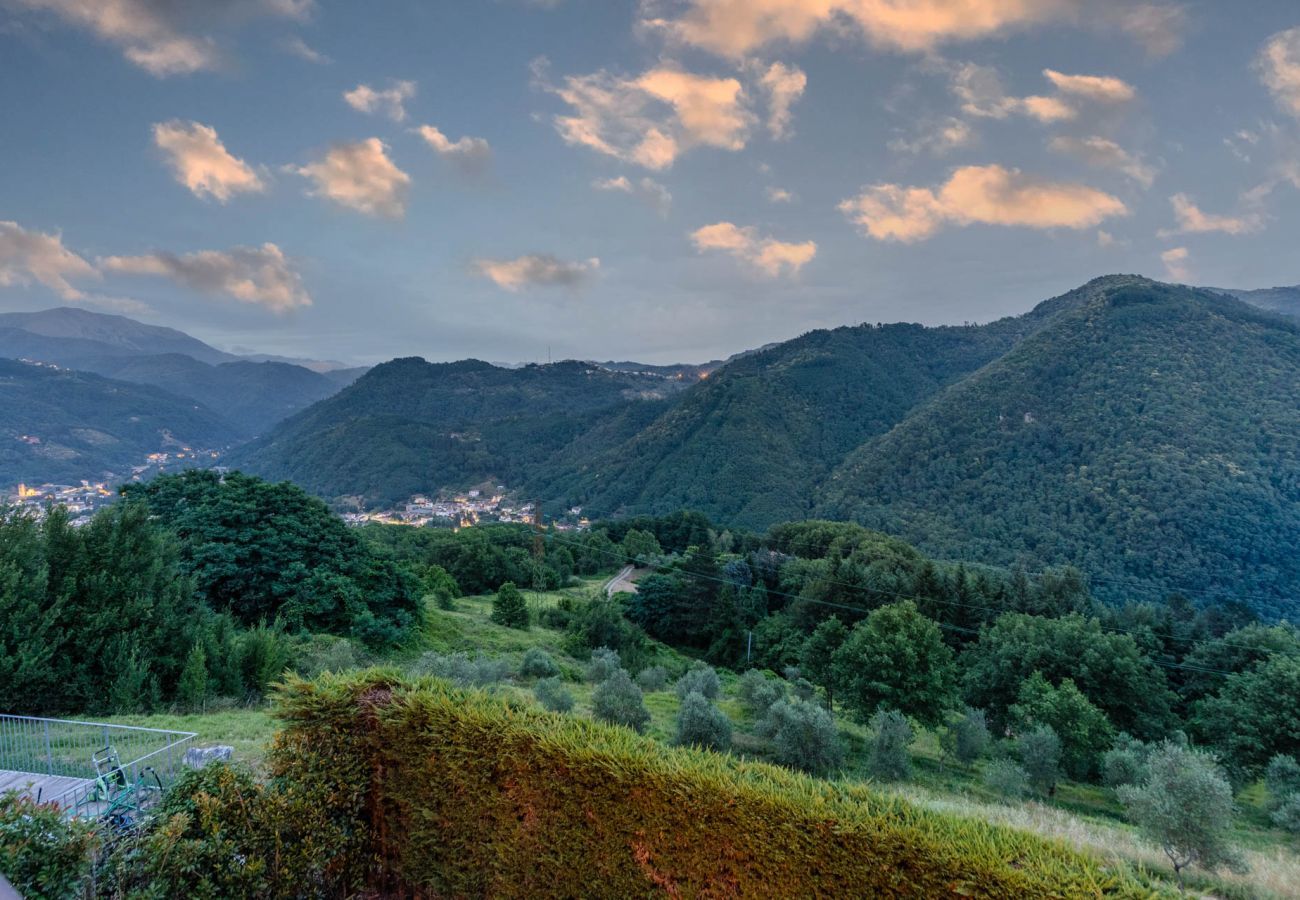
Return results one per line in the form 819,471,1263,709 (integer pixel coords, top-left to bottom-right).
150,581,1299,898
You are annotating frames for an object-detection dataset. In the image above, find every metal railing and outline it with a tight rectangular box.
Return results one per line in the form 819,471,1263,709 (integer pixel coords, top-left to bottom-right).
0,714,196,817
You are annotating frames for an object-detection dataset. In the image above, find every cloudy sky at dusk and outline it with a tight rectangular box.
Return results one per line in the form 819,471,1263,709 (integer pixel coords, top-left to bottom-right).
2,0,1299,364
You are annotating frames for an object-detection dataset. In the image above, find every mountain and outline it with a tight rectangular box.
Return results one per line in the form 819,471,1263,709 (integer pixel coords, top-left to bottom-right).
1211,284,1300,320
819,277,1300,616
0,358,239,485
0,307,237,364
228,358,688,506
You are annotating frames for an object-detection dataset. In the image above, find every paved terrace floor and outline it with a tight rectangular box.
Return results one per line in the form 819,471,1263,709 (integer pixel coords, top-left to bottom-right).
0,768,91,804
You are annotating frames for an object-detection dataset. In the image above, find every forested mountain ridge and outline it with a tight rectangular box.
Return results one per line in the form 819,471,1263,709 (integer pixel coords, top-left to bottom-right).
819,279,1300,615
0,307,238,364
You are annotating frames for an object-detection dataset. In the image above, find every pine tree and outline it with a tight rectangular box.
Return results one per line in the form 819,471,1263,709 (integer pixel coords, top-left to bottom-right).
491,581,529,629
177,644,209,712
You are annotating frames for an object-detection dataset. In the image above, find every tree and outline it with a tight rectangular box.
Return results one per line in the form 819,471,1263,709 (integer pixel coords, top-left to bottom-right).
519,647,558,679
1265,755,1300,833
591,669,650,733
831,601,957,727
1118,742,1242,888
1019,725,1062,797
757,698,843,776
1101,736,1149,790
941,707,990,767
177,644,209,712
636,666,668,692
800,616,847,709
867,710,914,781
621,529,662,564
491,581,529,629
1009,673,1114,780
674,692,732,751
985,759,1031,799
738,669,785,714
1193,655,1300,781
674,662,721,700
586,647,621,683
534,676,574,713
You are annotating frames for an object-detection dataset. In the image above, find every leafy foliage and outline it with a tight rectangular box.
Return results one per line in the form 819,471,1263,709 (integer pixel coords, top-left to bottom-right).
758,698,843,776
867,710,914,781
533,676,574,713
1009,673,1114,780
1019,726,1063,797
674,692,732,751
591,668,650,733
0,792,99,900
674,661,721,700
519,647,559,679
491,581,529,629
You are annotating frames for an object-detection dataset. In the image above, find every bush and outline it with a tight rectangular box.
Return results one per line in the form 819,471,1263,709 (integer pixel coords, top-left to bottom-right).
868,710,914,781
292,634,362,681
985,759,1032,799
1102,746,1148,790
738,669,786,714
0,792,99,899
592,669,651,733
491,581,530,629
176,643,210,711
1019,726,1063,796
534,676,575,713
587,647,622,683
1265,755,1300,804
520,648,560,679
411,651,509,688
636,665,668,692
236,623,294,698
566,598,645,659
674,662,721,700
758,698,843,777
674,692,732,751
944,707,990,766
1272,794,1300,833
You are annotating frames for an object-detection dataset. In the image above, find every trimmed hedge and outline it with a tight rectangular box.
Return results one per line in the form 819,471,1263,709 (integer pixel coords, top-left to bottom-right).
271,671,1164,898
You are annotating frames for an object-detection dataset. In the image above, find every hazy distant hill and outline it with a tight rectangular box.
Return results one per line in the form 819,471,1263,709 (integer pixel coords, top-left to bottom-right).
819,278,1300,615
0,307,238,364
1212,284,1300,320
0,358,239,485
229,358,687,506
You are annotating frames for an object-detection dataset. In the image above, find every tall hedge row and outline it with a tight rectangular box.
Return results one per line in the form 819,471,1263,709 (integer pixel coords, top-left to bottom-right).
269,671,1162,898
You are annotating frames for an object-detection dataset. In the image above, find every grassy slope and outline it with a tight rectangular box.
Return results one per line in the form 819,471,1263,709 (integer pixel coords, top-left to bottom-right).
131,581,1298,898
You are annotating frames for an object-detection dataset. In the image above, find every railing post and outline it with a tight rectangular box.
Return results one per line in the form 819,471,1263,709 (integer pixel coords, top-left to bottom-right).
43,720,52,775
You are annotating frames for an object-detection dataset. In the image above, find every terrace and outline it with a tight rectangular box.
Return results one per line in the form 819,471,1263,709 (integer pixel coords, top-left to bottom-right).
0,714,195,818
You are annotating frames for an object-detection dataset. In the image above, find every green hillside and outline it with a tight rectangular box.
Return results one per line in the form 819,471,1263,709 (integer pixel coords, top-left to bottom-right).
820,278,1300,615
0,358,239,484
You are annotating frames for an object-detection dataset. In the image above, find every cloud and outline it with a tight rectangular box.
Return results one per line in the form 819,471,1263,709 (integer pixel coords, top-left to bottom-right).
344,80,416,122
152,120,265,202
414,125,492,174
1042,69,1135,103
690,222,816,277
280,35,330,64
1258,27,1300,118
1161,246,1190,281
888,117,975,156
839,164,1127,242
292,139,411,218
538,63,756,169
644,0,1184,59
1163,193,1262,236
765,186,795,202
757,62,807,139
9,0,311,76
473,254,599,291
0,220,98,299
592,175,673,215
101,242,310,312
1048,135,1156,187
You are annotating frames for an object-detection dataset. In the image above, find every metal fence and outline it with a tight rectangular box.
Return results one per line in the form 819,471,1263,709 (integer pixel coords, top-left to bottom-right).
0,714,195,816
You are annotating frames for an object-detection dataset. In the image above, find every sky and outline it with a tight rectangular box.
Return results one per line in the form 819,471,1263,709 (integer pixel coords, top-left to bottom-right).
1,1,1299,366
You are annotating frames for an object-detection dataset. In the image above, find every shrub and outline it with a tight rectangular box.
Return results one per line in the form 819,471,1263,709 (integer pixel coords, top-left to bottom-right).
636,665,668,692
0,792,99,899
491,581,530,629
758,698,843,777
566,598,645,659
1019,726,1063,796
592,669,651,733
789,676,817,704
236,623,294,698
674,692,732,751
411,651,509,688
1102,743,1148,790
1118,742,1243,886
587,647,622,683
942,708,990,766
675,662,721,700
1272,794,1300,833
292,634,362,681
1265,755,1300,804
985,759,1032,799
868,710,914,782
176,643,210,711
738,669,785,714
520,648,560,679
534,676,575,713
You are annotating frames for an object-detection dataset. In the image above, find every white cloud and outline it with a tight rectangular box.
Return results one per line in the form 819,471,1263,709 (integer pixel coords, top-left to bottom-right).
292,139,411,218
1042,69,1135,103
9,0,311,76
1161,246,1191,281
152,120,265,202
645,0,1185,58
0,220,98,300
757,62,807,139
1048,135,1156,187
592,176,673,215
888,117,975,156
690,222,816,277
101,243,310,312
281,35,330,64
765,186,796,202
1163,193,1262,235
839,164,1127,242
414,125,492,174
473,254,600,291
344,80,416,122
539,63,756,169
1258,27,1300,118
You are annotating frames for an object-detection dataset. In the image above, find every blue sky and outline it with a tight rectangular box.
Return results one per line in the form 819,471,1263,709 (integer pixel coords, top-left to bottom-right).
1,1,1299,365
